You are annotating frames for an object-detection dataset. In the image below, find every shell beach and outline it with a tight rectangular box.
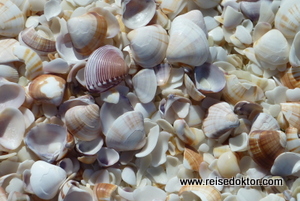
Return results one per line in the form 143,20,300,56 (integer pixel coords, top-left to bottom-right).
0,0,300,200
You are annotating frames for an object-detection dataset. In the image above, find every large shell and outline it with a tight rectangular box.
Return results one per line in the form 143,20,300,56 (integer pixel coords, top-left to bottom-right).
127,24,169,68
65,104,101,141
166,14,209,66
67,12,107,56
248,130,287,170
0,0,25,37
84,45,129,93
121,0,156,29
202,102,240,139
105,111,146,151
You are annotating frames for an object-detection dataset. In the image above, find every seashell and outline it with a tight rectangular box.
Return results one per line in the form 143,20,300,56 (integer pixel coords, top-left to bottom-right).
280,66,300,89
127,24,169,68
67,12,107,56
122,166,136,186
136,124,159,158
233,100,263,120
250,112,280,133
222,74,264,105
122,0,156,29
193,0,220,9
194,62,226,93
59,180,93,201
93,183,117,201
30,160,66,200
154,62,171,86
274,0,300,39
24,123,68,163
166,15,209,67
105,111,146,152
184,74,206,101
0,63,19,83
240,1,261,23
202,102,240,139
179,185,221,201
75,136,104,156
19,26,56,55
289,31,300,67
229,132,249,152
0,0,25,37
0,107,25,151
271,152,300,177
43,58,70,74
174,119,201,146
132,69,157,104
248,130,287,170
0,39,20,63
97,147,119,167
253,29,289,70
0,78,25,112
160,0,187,20
84,45,129,93
285,127,300,153
28,74,66,106
13,45,43,80
65,104,101,141
133,186,167,201
44,0,62,21
217,151,240,178
218,5,244,30
280,102,300,130
183,148,203,171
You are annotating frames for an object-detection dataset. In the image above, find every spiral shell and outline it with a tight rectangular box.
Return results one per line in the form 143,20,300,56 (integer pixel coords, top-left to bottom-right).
84,45,129,93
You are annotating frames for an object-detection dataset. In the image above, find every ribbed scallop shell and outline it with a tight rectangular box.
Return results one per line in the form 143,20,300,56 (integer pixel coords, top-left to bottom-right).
84,45,129,93
19,26,56,54
281,102,300,130
105,111,146,151
286,127,300,153
280,66,300,89
65,104,101,141
202,102,240,139
67,12,107,56
249,130,287,170
0,63,19,83
0,0,25,37
127,24,169,68
274,0,300,39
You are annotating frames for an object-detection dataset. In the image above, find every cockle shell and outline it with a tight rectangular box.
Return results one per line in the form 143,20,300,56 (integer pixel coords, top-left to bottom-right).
234,101,263,120
0,0,25,37
121,0,156,29
183,148,203,171
24,123,68,163
127,24,169,68
105,111,146,151
166,13,209,67
274,0,300,39
280,66,300,89
65,104,101,141
84,45,129,93
28,74,66,106
250,112,280,133
281,102,300,130
179,185,221,201
30,161,66,200
248,130,287,170
93,183,117,201
285,127,300,153
202,102,240,139
67,12,107,56
0,63,19,83
19,26,56,54
0,39,20,63
59,180,93,201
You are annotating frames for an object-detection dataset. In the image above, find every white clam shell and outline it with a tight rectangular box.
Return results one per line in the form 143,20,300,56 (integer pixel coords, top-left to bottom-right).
58,180,93,201
0,63,19,83
24,123,68,163
44,0,62,21
75,135,104,156
160,0,187,20
271,152,300,177
30,161,66,200
127,24,169,68
122,0,156,29
97,147,119,167
132,69,157,104
0,39,20,63
167,15,209,66
0,107,25,151
289,31,300,67
105,111,146,151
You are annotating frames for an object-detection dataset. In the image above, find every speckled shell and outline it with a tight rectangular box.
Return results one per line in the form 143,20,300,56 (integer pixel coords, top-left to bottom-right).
248,130,287,170
84,45,129,93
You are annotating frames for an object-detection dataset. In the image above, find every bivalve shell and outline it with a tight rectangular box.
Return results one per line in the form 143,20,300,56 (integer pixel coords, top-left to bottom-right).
280,66,300,89
105,111,146,151
93,183,117,201
286,127,300,153
281,102,300,130
179,185,221,201
65,104,101,141
84,45,129,93
248,130,287,170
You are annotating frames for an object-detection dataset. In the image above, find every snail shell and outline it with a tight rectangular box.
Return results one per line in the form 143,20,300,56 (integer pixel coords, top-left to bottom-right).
84,45,129,93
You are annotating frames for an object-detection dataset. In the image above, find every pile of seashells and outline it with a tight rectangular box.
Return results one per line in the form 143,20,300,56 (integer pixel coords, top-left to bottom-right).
3,0,300,200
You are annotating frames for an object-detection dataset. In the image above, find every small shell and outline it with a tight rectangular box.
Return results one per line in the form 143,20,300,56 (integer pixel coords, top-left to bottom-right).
154,62,171,86
249,130,287,170
105,111,146,151
0,63,19,83
121,0,156,29
183,148,203,171
233,100,263,120
24,123,68,163
29,74,66,106
30,160,66,200
59,180,93,201
271,152,300,176
217,151,240,178
281,102,300,130
0,0,25,37
67,12,107,56
127,24,169,68
132,69,157,104
97,147,119,167
280,66,300,89
93,183,117,201
202,102,240,139
65,104,101,141
0,39,20,63
250,112,280,133
286,127,300,153
179,185,221,201
75,136,104,156
289,31,300,67
194,62,226,93
184,74,206,101
160,0,187,19
84,45,129,93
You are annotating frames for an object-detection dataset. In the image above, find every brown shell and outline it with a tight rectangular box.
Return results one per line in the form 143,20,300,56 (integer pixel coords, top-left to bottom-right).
248,130,287,170
84,45,129,93
233,100,263,120
179,185,221,201
280,66,300,89
183,147,203,171
280,102,300,130
93,183,117,201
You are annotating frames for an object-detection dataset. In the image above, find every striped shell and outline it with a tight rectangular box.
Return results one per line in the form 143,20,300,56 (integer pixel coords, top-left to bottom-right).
84,45,129,93
281,102,300,130
280,66,300,89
